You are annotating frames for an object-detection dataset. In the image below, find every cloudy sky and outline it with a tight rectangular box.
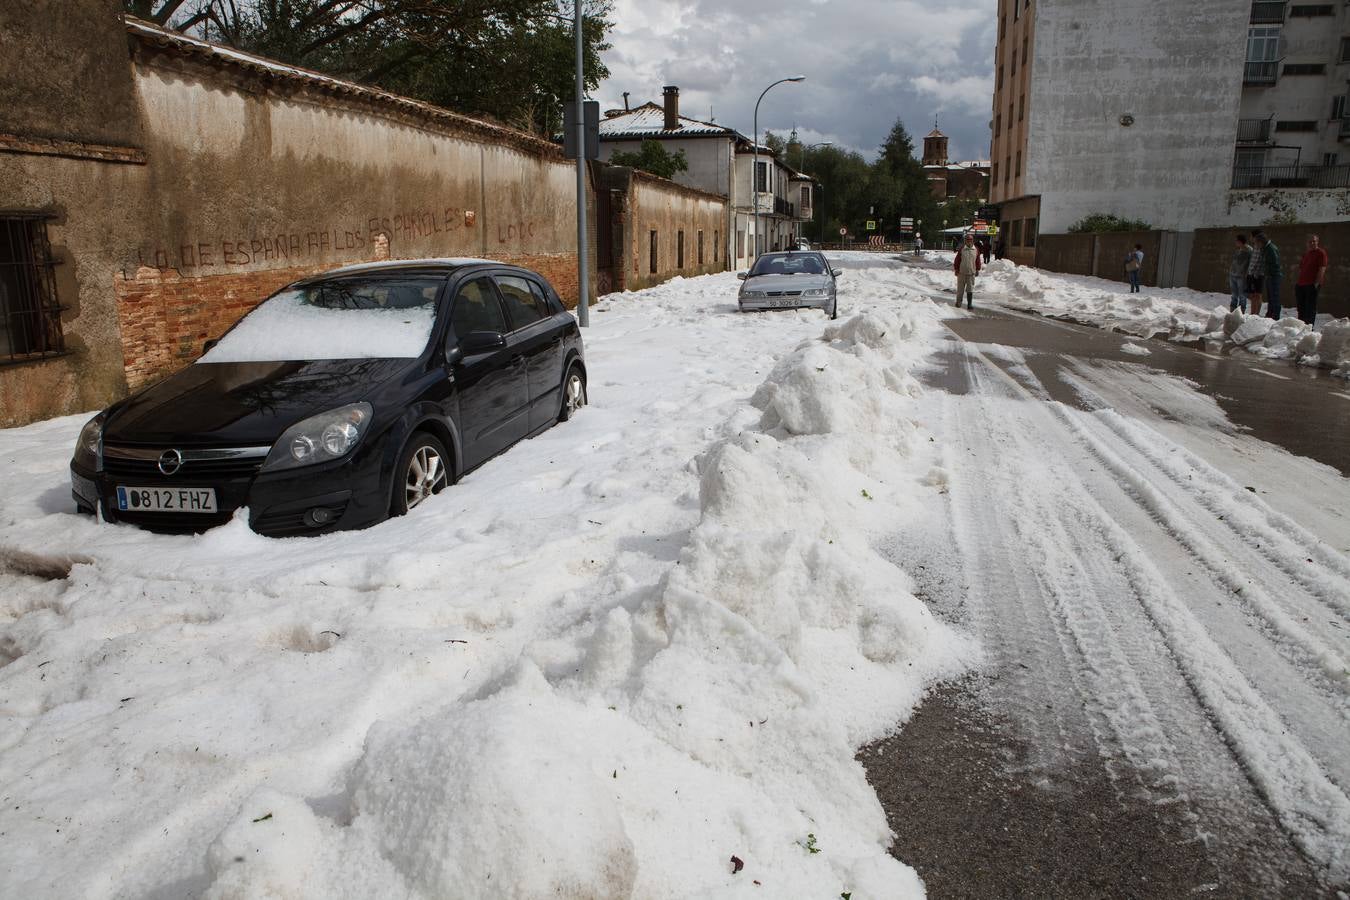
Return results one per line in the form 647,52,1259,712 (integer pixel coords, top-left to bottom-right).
594,0,999,163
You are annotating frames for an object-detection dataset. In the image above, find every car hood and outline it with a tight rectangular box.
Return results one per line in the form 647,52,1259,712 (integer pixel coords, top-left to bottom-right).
741,273,832,293
103,358,416,446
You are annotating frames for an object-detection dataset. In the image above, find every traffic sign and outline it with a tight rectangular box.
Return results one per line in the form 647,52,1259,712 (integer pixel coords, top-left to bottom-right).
839,227,848,236
865,220,876,231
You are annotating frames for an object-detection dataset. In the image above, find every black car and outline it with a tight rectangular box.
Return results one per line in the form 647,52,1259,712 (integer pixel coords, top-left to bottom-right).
69,259,587,536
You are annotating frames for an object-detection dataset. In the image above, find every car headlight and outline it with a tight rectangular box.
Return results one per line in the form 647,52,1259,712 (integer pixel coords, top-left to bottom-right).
741,290,767,299
73,413,105,472
802,288,831,298
261,402,372,473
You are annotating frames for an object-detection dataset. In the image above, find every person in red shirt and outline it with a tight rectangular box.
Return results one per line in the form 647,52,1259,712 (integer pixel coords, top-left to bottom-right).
1295,234,1328,326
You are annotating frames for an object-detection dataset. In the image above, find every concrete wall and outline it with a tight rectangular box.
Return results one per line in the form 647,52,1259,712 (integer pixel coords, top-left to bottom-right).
1025,0,1247,232
1035,234,1093,277
1189,224,1350,318
1034,230,1160,286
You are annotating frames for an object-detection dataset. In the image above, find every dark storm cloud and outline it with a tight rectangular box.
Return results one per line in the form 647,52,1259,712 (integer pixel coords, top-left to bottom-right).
596,0,997,161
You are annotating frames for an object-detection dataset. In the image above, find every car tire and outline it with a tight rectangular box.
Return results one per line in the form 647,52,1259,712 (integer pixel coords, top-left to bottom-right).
559,363,587,422
391,432,451,516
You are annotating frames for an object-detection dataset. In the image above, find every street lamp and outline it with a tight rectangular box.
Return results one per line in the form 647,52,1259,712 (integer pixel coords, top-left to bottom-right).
797,140,832,171
752,75,805,260
798,141,831,243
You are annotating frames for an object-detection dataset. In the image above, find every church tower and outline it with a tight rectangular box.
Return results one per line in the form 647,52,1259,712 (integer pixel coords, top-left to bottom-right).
922,124,949,167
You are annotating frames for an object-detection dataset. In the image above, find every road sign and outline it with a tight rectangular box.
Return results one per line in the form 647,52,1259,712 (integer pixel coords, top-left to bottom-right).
900,217,914,227
865,220,876,231
562,100,599,159
839,227,848,236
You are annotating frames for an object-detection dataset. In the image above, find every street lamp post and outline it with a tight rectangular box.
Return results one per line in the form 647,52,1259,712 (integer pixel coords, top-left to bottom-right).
752,76,804,260
798,141,831,243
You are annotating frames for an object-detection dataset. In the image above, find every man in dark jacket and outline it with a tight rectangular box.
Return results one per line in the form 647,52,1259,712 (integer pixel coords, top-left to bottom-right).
1254,230,1283,319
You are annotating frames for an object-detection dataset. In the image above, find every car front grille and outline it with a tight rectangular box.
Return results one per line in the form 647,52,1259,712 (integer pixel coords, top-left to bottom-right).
765,290,803,297
103,445,268,481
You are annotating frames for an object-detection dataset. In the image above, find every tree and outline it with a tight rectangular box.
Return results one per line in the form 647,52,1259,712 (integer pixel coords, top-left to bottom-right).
762,131,787,156
124,0,613,136
609,140,689,180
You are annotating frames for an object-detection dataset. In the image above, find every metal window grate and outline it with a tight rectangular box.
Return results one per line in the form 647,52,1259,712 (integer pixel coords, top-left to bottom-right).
1,216,65,365
1251,1,1286,23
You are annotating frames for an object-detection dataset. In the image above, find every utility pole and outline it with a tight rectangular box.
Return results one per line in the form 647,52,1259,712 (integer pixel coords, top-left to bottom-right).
573,0,589,326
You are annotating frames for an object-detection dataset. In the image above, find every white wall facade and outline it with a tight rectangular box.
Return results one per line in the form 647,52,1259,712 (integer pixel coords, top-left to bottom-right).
1026,0,1248,232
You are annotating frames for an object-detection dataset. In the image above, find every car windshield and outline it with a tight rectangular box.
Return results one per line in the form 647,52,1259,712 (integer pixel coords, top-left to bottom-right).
748,253,826,276
198,274,443,363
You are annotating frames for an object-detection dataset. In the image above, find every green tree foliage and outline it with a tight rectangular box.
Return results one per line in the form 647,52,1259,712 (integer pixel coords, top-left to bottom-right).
796,118,941,242
762,131,788,157
609,140,690,180
124,0,612,137
1067,213,1154,233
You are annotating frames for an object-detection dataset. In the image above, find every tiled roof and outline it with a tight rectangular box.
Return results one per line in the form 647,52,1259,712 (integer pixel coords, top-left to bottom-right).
925,127,946,138
599,103,738,139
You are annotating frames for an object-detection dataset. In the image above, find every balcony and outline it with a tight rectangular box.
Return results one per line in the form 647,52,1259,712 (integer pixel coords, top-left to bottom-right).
1339,119,1350,140
1244,60,1279,85
773,196,795,217
1250,1,1285,23
1236,118,1273,143
1231,163,1350,189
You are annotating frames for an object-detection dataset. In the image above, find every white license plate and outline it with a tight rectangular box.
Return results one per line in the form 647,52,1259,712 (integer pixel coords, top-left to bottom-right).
767,298,800,307
116,485,218,513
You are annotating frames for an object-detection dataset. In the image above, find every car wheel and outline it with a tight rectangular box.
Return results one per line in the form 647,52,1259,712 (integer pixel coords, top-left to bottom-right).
559,364,587,422
391,432,450,516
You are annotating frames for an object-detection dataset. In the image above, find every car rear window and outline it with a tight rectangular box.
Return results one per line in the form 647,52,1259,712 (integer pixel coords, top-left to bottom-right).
199,275,442,363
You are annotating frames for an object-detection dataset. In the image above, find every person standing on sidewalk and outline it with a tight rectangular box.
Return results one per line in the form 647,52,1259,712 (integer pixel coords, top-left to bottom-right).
953,232,981,309
1248,231,1266,316
1125,244,1144,293
1229,234,1253,312
914,234,924,256
1294,234,1328,326
1255,231,1284,318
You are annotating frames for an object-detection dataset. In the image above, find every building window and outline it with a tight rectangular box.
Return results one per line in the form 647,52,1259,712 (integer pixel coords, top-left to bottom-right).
1,216,65,364
1324,152,1340,166
1011,219,1023,246
1022,36,1029,65
737,230,745,260
755,161,768,193
1025,218,1038,248
1000,14,1006,39
1340,37,1350,63
677,230,685,269
997,65,1004,90
697,229,704,265
800,185,810,211
649,230,658,273
1282,63,1326,75
1011,47,1018,75
1274,119,1317,131
995,113,1001,136
1290,4,1334,16
714,230,719,263
1004,155,1011,185
1014,0,1020,22
1246,26,1281,85
1332,96,1347,119
1019,94,1025,121
992,161,999,185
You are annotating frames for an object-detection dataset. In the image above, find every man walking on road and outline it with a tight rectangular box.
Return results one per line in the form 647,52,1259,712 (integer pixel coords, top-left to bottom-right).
1294,234,1328,326
1254,231,1283,318
1230,234,1252,312
954,232,981,309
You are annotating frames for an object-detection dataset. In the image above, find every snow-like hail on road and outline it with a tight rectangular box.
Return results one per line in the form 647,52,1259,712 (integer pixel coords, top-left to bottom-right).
1,253,1348,898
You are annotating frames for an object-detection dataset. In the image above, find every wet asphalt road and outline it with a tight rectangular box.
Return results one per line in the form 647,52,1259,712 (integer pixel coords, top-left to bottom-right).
859,295,1349,899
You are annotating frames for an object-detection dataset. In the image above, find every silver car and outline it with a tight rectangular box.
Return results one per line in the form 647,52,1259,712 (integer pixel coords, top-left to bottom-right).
737,251,838,319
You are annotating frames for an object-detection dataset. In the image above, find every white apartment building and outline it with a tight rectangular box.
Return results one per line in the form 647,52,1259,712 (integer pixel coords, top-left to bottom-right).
990,0,1350,263
597,87,814,271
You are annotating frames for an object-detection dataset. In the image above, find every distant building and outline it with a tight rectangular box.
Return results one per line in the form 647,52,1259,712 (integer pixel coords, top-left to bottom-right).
598,87,815,270
921,127,990,201
989,0,1350,265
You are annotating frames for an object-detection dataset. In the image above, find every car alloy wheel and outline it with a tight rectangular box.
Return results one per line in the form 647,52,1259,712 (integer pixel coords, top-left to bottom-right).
393,433,450,516
559,365,587,422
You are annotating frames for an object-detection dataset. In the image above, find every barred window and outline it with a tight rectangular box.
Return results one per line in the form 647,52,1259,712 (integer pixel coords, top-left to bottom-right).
1275,119,1318,131
1,216,65,365
1290,4,1333,16
1282,63,1326,75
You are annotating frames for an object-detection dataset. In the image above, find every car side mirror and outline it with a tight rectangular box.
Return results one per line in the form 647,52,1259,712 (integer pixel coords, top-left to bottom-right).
460,330,506,354
736,272,747,280
203,338,219,353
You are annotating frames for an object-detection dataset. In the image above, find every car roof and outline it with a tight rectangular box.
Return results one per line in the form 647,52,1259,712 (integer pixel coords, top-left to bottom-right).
307,258,505,280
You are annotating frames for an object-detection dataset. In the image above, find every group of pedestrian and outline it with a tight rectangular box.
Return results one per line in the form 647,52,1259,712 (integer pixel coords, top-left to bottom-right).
1229,231,1326,325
